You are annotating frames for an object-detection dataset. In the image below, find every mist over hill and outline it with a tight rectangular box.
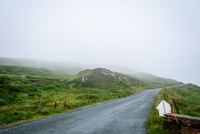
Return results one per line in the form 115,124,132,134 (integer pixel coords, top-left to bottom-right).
0,57,84,75
0,57,138,75
0,57,182,86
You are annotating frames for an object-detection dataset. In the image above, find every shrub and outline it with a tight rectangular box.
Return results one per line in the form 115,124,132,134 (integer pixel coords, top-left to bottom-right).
0,99,7,106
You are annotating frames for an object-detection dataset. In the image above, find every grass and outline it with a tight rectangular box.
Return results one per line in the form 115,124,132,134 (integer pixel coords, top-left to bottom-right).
147,84,200,134
165,84,200,117
0,74,144,127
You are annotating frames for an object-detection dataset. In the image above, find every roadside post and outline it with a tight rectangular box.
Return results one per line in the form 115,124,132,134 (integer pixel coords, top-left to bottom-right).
38,98,43,112
156,100,171,116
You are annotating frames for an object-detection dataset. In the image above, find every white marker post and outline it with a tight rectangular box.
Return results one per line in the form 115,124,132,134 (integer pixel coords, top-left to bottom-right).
156,100,171,116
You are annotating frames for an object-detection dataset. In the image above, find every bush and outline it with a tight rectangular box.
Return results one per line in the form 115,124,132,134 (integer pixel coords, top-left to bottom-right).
0,99,7,106
0,94,16,104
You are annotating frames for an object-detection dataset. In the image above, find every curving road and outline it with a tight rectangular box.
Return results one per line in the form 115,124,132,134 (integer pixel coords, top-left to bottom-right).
0,88,161,134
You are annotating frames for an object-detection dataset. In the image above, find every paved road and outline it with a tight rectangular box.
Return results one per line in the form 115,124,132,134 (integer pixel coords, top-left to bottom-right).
0,88,161,134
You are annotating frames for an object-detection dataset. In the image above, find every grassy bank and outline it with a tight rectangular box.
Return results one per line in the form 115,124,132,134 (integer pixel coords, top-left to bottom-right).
147,84,200,133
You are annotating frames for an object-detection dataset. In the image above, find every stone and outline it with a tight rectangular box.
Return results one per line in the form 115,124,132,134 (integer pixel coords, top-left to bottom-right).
163,113,200,133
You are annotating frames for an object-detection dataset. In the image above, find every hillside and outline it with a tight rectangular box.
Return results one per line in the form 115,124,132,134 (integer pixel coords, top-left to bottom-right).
131,72,182,87
0,65,61,77
73,68,143,89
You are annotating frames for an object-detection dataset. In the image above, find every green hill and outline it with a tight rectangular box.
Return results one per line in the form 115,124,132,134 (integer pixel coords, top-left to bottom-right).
72,68,144,89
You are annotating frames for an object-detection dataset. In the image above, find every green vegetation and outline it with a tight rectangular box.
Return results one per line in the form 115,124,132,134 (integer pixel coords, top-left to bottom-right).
0,67,145,126
147,84,200,134
164,84,200,117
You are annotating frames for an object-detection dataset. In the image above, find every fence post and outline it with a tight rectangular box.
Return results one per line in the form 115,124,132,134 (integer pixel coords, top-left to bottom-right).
88,95,89,104
38,98,43,112
173,99,180,114
64,100,66,108
54,101,57,109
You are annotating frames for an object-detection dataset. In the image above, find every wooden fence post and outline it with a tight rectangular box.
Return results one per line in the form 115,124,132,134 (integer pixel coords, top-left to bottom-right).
173,99,180,114
64,100,66,108
88,95,89,104
38,98,43,112
54,101,57,109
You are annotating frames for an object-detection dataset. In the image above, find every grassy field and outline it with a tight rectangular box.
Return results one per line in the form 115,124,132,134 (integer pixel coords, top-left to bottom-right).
147,84,200,133
0,73,144,127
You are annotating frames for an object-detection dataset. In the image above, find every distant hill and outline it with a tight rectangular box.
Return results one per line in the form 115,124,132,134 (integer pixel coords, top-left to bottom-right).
0,65,59,77
131,72,182,87
72,68,143,89
94,65,138,75
0,57,84,75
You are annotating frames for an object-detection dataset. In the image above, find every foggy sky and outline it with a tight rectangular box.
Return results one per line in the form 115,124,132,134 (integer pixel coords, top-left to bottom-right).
0,0,200,86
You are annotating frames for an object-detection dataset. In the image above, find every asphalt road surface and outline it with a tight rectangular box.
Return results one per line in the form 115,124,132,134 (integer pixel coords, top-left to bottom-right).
0,88,161,134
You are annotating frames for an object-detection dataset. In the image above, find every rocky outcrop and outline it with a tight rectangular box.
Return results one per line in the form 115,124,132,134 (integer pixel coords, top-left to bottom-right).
82,76,87,82
100,69,112,75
